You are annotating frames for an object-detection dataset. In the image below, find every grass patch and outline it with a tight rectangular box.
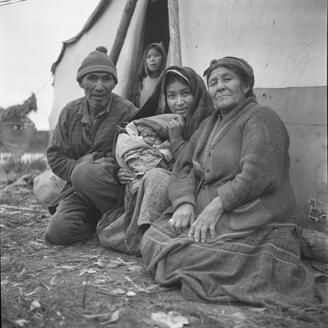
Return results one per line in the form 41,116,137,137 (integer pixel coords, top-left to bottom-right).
1,156,47,176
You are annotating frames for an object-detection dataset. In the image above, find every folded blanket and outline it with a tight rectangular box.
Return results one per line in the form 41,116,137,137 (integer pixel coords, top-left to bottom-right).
124,147,164,175
116,133,151,171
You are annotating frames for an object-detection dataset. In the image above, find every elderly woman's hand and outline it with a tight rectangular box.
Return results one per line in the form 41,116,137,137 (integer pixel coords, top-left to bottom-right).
188,196,224,243
117,168,135,184
169,203,195,235
168,115,185,141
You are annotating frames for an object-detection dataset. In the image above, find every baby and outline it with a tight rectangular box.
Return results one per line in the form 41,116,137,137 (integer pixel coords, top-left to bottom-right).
135,123,164,147
115,115,174,179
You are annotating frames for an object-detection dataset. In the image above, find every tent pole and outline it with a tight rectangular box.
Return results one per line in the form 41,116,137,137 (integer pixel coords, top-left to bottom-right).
109,0,138,65
168,0,182,66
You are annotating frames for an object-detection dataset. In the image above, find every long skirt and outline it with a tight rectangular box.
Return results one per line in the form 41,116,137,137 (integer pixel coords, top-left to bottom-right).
97,168,171,255
140,215,317,306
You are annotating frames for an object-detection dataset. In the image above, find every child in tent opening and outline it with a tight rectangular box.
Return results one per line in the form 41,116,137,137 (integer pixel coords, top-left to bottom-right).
136,42,167,107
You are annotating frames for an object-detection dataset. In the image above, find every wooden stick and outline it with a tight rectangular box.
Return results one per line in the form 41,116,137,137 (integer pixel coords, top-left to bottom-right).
109,0,138,65
168,0,182,66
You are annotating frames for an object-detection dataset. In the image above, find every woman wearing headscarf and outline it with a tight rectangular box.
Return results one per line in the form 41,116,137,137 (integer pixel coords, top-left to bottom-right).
140,57,316,306
97,66,214,255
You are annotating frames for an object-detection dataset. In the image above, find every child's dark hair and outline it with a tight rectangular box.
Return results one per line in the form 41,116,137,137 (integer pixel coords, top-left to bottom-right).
139,42,167,85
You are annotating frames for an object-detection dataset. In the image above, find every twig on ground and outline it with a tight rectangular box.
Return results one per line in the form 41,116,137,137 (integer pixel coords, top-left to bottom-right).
82,275,89,309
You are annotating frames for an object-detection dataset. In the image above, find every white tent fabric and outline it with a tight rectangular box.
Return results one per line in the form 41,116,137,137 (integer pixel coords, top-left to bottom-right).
50,0,147,128
178,0,326,88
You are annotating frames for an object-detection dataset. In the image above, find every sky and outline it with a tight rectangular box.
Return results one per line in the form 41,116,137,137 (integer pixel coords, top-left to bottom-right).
0,0,100,130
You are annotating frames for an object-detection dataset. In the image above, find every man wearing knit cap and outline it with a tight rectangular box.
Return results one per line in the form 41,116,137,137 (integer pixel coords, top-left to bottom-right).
45,46,138,245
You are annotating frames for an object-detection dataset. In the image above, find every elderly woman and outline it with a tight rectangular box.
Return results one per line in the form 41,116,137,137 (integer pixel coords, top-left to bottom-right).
97,66,214,255
140,57,316,305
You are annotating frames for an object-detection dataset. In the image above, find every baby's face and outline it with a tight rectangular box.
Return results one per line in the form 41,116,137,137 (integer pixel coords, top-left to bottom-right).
137,124,163,146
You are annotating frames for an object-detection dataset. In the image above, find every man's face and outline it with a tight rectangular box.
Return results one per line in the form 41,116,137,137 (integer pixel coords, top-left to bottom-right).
80,72,116,111
207,66,248,114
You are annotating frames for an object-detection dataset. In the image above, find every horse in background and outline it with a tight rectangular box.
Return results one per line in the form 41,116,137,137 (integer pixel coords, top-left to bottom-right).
0,93,37,123
0,93,37,153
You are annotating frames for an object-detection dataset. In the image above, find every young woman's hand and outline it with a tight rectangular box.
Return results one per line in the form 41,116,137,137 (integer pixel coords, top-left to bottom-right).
188,196,224,243
169,203,195,235
168,115,185,141
156,140,171,149
117,168,135,184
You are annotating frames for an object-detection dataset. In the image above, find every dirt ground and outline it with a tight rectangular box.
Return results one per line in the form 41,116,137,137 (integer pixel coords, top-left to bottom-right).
1,180,328,328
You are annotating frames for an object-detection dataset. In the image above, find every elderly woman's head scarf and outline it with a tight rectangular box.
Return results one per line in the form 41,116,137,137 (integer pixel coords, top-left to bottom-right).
203,56,255,97
132,66,214,140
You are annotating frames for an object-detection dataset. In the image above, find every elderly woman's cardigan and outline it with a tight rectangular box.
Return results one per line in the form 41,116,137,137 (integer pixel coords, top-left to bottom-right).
140,97,316,306
169,96,297,235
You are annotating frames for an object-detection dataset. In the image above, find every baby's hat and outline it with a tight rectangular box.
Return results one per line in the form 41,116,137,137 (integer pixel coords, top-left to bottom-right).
133,114,177,139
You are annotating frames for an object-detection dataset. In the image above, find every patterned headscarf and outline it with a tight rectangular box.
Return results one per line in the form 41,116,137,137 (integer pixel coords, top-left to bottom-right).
203,56,255,97
131,66,214,140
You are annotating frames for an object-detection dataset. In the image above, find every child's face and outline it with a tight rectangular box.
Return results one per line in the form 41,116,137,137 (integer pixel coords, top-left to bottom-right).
146,48,162,74
138,124,163,146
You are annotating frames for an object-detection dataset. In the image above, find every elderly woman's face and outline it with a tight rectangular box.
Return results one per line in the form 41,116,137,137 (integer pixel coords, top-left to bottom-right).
166,79,195,118
207,67,249,113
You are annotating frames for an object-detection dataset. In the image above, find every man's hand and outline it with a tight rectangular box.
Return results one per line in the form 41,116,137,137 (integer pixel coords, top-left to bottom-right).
168,115,185,141
117,168,135,184
188,196,224,243
169,203,195,235
77,153,95,164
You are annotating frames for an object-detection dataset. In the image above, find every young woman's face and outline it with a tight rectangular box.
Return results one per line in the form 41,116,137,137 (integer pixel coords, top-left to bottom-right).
166,79,195,118
207,66,249,113
145,48,163,74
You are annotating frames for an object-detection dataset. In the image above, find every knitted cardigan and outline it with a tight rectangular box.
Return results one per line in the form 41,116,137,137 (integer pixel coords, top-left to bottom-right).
168,97,298,235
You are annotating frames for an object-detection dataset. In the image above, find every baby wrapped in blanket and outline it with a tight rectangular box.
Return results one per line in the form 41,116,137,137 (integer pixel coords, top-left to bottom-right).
115,114,177,179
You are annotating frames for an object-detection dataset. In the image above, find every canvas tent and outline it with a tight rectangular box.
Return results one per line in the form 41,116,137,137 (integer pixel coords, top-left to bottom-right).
50,0,327,223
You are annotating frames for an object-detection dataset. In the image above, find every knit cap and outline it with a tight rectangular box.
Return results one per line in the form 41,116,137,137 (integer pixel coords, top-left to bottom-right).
76,46,117,83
